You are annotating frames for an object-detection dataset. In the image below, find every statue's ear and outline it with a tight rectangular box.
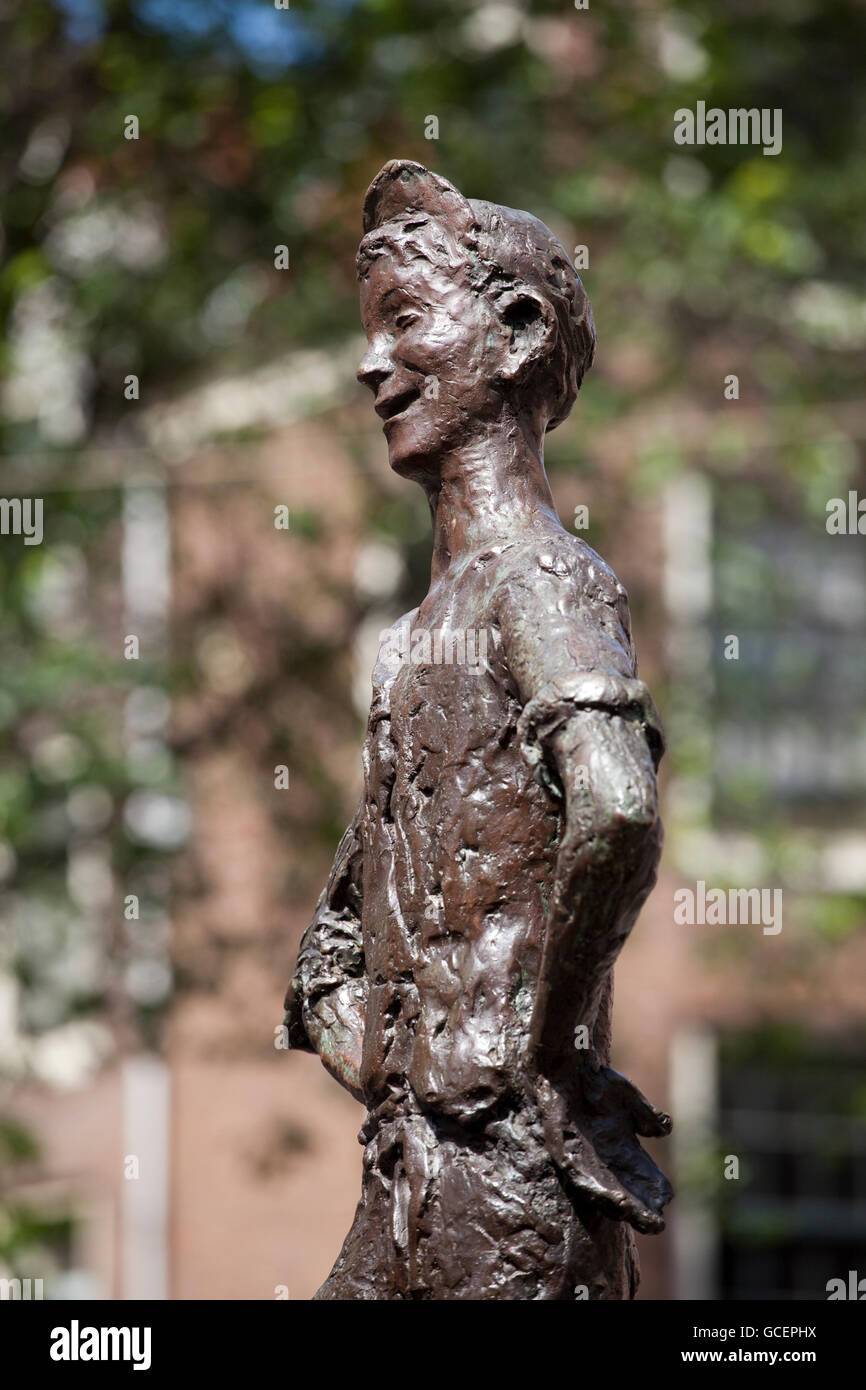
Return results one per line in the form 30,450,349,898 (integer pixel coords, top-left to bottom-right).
495,288,556,385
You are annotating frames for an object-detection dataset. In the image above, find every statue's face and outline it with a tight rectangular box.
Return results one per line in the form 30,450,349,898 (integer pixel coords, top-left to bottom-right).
358,224,506,480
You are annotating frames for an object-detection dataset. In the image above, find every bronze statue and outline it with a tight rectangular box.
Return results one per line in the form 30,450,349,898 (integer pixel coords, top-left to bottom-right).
285,160,672,1300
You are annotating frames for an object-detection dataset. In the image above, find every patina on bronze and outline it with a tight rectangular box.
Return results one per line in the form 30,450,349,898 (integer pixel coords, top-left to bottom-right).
285,160,672,1300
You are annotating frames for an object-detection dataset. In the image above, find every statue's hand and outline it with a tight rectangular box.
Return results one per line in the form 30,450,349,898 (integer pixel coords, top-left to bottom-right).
301,980,366,1103
534,1062,672,1234
581,1063,672,1139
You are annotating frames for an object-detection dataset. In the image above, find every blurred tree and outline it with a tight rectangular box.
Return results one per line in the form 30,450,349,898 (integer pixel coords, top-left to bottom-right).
0,0,864,1078
0,0,863,454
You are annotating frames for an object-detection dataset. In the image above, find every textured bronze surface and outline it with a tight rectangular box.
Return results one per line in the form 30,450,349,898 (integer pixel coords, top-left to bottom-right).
285,160,672,1300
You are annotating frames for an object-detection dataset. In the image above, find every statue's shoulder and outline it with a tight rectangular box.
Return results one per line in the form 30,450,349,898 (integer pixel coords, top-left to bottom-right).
370,606,420,694
493,528,628,613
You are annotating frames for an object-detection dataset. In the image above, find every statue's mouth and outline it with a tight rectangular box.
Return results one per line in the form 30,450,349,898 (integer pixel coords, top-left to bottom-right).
377,387,420,423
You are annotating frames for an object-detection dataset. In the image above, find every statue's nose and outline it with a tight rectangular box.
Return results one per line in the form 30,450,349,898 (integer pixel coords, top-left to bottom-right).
357,341,391,394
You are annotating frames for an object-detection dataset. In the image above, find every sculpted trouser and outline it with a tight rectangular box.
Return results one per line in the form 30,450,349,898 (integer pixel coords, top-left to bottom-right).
314,1099,638,1301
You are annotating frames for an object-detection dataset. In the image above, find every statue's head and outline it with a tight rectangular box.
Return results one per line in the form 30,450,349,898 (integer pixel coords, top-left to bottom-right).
356,159,595,480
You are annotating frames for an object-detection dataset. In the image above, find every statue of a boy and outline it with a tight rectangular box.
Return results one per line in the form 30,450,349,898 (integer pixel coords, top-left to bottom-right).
285,160,672,1300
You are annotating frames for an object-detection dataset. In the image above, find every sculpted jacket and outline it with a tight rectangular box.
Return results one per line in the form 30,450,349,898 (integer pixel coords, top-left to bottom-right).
285,530,671,1234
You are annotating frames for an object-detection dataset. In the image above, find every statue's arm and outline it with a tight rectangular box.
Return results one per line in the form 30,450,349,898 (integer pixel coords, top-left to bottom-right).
526,699,662,1069
520,689,672,1231
284,806,366,1101
497,558,665,1067
499,565,672,1230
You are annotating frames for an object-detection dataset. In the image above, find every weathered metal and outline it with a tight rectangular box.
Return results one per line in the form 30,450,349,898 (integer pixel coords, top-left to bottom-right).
286,160,672,1300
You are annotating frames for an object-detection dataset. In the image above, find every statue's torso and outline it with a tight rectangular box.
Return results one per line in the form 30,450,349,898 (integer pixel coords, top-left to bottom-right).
309,529,668,1299
359,542,566,1119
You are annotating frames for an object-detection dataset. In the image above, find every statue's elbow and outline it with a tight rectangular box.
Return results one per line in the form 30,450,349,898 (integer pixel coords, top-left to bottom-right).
595,779,661,857
283,984,315,1054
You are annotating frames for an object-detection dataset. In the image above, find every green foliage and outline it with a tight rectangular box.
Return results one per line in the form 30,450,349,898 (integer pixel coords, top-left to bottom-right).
0,0,864,1060
0,0,863,444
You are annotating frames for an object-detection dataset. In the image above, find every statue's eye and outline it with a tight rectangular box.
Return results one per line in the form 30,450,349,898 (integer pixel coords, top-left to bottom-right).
395,311,418,330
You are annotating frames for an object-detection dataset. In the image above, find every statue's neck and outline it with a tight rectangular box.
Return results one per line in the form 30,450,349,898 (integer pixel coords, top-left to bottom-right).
424,424,560,585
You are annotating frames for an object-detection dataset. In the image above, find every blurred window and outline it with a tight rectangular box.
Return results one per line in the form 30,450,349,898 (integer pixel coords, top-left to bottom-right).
718,1029,866,1300
711,485,866,828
